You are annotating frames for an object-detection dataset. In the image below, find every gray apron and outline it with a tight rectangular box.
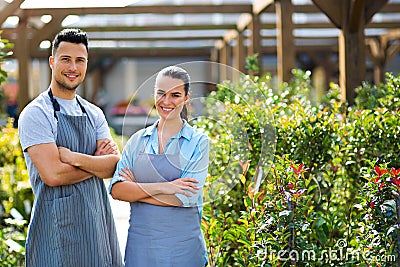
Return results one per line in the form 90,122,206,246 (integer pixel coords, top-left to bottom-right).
25,90,123,267
124,136,206,267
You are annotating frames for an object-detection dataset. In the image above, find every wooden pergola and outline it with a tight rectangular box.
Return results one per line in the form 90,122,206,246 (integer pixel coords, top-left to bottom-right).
1,0,400,110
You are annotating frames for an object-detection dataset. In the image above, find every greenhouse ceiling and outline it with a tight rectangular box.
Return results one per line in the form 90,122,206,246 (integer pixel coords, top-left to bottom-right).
1,0,400,58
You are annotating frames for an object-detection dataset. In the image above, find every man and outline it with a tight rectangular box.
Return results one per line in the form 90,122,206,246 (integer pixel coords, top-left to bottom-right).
18,28,123,266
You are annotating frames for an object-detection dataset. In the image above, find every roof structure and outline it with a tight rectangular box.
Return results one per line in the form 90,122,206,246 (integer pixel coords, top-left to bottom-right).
1,0,400,108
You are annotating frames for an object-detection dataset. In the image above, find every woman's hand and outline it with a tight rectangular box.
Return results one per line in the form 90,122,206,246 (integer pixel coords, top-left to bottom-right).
164,177,199,197
95,139,120,156
119,167,137,182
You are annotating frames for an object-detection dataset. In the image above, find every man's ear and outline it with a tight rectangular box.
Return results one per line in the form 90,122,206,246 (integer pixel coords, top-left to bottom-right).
49,56,54,69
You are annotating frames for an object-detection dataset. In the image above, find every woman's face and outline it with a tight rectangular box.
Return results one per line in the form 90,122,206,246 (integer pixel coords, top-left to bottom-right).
154,75,189,121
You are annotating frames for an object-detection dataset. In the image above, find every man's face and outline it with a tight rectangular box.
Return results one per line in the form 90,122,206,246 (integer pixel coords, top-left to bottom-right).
49,42,88,91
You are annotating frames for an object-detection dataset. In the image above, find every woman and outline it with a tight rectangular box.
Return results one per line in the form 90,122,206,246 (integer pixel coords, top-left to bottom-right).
109,66,209,267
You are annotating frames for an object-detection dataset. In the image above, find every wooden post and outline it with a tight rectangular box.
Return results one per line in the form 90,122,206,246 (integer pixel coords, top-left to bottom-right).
233,31,246,74
219,40,232,82
313,0,389,105
366,37,386,85
209,48,219,92
276,0,295,84
15,15,30,114
338,0,366,105
248,14,262,75
367,30,400,86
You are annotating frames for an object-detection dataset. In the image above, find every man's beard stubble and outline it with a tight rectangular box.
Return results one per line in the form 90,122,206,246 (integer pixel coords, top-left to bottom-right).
55,78,80,91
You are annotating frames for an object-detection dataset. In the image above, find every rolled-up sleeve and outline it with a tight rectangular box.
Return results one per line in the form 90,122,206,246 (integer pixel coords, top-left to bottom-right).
108,131,142,193
175,135,209,207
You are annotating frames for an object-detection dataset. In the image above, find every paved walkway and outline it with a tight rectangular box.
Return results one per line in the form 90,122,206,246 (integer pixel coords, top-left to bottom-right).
109,194,130,258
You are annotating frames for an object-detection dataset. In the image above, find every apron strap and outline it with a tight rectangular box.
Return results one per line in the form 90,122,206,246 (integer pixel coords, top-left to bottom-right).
48,89,88,121
140,135,184,154
175,136,184,154
140,136,150,153
48,89,60,120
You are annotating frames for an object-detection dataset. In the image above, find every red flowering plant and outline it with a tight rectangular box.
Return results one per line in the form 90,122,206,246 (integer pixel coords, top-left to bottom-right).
241,155,319,266
354,161,400,265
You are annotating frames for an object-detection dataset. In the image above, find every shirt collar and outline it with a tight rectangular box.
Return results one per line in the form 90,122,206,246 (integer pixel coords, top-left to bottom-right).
143,119,193,140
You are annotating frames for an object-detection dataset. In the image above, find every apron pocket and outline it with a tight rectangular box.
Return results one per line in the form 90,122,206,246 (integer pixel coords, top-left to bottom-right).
53,193,80,249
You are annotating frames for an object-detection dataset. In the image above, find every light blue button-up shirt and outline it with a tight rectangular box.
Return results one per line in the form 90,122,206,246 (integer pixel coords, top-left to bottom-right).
109,120,209,215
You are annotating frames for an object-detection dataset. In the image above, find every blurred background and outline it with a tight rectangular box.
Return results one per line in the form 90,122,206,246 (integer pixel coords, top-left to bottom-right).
1,0,399,136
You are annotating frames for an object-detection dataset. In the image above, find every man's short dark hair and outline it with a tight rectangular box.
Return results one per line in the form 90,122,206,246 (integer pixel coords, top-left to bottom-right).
52,28,89,55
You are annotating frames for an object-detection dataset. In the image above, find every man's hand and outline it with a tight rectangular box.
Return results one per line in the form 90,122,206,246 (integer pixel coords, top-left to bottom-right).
57,139,120,179
95,139,119,156
58,146,75,165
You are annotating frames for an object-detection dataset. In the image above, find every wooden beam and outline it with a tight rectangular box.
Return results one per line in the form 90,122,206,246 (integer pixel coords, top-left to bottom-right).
90,36,222,42
381,29,400,41
29,47,212,59
312,0,343,28
292,3,400,13
237,0,274,32
13,2,400,17
15,38,341,60
215,40,225,50
30,15,67,54
253,0,274,15
223,30,238,43
365,0,389,23
5,20,398,39
90,47,211,58
0,0,24,25
261,45,338,54
293,21,400,29
237,13,252,32
19,4,252,16
379,3,400,13
386,41,400,65
80,24,237,32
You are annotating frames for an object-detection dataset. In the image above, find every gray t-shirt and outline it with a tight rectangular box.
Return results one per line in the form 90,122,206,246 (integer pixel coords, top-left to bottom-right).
18,89,111,191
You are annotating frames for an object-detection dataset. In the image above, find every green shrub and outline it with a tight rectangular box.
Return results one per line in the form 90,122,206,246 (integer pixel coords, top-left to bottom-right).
354,162,400,266
355,73,400,111
0,119,32,219
0,120,29,264
0,218,26,266
198,68,400,266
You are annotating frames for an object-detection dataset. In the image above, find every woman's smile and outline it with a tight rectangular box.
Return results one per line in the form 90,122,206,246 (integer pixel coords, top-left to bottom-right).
154,76,188,121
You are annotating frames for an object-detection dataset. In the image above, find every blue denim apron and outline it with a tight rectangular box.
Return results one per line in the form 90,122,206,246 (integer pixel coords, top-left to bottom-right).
124,136,206,267
25,90,123,267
